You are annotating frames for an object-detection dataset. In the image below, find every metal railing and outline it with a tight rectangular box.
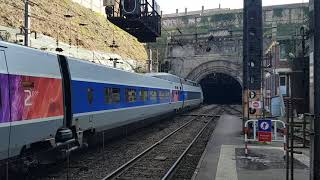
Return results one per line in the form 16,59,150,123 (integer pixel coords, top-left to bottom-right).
244,119,287,155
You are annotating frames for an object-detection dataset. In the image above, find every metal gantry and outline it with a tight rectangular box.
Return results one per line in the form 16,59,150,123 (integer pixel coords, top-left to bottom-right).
312,0,320,179
243,0,263,120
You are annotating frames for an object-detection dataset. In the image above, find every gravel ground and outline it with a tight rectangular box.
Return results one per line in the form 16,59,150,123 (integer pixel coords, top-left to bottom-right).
171,111,221,180
17,105,218,180
115,106,221,179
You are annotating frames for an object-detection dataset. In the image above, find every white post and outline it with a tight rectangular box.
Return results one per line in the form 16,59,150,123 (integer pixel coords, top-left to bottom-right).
253,122,257,140
274,121,277,141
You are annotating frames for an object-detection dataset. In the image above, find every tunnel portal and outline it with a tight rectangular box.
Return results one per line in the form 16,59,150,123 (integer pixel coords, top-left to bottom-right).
200,73,242,105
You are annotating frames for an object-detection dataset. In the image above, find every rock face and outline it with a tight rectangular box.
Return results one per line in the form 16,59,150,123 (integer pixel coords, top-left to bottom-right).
0,0,148,65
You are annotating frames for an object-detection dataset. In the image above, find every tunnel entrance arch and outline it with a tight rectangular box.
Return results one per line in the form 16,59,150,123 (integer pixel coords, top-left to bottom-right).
200,73,242,104
186,60,243,104
186,60,242,86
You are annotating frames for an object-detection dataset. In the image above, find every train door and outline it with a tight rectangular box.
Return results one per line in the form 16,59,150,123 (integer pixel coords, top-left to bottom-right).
0,50,11,161
180,79,185,110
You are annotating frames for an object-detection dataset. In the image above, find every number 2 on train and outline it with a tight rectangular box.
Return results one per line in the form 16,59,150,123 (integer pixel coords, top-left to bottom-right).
24,89,32,106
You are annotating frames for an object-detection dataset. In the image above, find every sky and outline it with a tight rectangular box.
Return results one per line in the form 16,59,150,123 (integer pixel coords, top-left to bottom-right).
157,0,309,14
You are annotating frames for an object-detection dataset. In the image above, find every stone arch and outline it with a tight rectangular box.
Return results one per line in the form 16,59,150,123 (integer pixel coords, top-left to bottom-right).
186,60,243,86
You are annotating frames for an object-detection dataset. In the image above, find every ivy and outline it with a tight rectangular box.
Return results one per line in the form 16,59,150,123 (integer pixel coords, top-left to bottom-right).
181,16,189,25
210,13,236,23
273,8,284,17
200,17,209,25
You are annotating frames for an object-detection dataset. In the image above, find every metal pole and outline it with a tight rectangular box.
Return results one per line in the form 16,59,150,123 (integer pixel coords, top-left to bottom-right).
312,0,320,179
156,49,159,72
303,115,306,148
113,59,117,68
286,95,290,180
24,0,30,46
148,49,153,73
290,87,294,180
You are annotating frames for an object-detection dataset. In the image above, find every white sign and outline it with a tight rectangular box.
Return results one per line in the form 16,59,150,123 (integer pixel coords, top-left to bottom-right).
250,101,262,109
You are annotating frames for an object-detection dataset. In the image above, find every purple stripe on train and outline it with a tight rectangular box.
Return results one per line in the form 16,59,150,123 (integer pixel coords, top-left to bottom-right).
0,74,10,123
0,73,64,124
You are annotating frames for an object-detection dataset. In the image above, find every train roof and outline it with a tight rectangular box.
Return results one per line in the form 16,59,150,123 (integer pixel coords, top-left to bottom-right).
145,73,199,87
0,41,194,88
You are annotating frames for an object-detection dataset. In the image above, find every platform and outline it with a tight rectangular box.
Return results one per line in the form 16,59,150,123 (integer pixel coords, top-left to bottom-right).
192,115,310,180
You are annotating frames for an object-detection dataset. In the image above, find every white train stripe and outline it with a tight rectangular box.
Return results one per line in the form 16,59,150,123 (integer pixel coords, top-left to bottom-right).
73,100,200,117
0,116,63,128
73,102,180,117
6,71,62,79
71,77,181,89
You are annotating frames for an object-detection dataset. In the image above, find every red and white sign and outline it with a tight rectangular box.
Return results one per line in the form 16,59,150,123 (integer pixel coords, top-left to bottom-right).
258,132,272,142
250,101,262,109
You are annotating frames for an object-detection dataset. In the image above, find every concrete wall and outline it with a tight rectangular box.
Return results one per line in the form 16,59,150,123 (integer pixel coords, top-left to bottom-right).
155,3,309,83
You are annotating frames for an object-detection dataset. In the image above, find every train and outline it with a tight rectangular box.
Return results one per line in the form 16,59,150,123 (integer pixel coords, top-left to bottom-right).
0,41,203,168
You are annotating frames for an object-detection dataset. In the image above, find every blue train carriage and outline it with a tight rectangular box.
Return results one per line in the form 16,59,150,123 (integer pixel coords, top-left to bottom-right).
67,59,185,139
146,73,203,111
0,40,203,170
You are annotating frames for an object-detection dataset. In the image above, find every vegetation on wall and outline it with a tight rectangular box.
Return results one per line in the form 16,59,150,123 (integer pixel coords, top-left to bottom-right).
210,13,236,23
273,8,284,17
0,0,148,62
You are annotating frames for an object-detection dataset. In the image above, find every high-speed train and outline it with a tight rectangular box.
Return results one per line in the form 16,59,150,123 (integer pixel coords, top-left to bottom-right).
0,41,203,167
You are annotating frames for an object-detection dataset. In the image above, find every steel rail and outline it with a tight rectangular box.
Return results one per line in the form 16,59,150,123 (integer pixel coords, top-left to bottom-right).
101,110,212,180
161,115,218,180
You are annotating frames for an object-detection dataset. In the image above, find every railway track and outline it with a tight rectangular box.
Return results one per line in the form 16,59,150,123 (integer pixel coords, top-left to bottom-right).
8,105,237,180
221,105,242,116
102,105,223,180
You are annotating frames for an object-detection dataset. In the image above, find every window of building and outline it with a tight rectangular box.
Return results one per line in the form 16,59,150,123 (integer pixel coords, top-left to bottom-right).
279,44,287,61
105,88,121,104
87,88,94,105
280,76,286,86
126,88,137,103
279,76,288,96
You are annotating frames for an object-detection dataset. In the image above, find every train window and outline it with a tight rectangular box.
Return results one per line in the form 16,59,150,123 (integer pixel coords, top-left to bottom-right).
150,90,158,102
87,88,94,105
105,88,112,104
105,88,121,104
159,90,170,102
126,88,137,103
140,89,148,101
112,88,121,103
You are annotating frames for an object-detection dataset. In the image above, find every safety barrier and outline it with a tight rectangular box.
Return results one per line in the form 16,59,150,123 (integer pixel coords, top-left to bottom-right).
244,119,287,155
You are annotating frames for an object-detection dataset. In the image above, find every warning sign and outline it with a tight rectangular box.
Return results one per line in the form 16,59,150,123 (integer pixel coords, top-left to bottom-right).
258,132,272,142
250,101,262,109
258,119,272,142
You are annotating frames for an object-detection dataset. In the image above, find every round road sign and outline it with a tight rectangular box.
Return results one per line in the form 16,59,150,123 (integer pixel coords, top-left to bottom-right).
252,101,260,108
260,122,270,131
249,108,256,114
249,91,256,99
